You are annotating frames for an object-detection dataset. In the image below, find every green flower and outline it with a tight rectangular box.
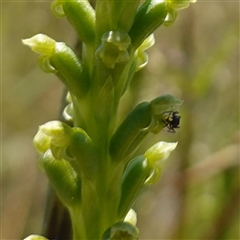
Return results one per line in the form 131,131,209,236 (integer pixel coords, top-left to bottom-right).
165,0,197,26
144,141,178,183
145,141,178,163
22,34,89,98
135,34,155,71
96,30,131,68
33,120,72,160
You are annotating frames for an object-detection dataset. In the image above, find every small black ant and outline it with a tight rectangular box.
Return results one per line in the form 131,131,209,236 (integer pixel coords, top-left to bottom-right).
163,111,181,133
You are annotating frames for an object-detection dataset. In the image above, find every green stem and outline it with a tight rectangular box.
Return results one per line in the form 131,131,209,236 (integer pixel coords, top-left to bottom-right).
69,206,87,240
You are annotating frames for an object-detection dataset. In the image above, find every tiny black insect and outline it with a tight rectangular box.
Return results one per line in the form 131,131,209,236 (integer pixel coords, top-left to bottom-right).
163,111,181,133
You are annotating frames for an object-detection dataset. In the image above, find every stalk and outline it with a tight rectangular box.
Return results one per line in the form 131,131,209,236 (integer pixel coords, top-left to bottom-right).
23,1,196,239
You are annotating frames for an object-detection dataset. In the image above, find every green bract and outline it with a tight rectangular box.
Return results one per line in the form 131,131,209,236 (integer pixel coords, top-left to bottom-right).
23,0,196,239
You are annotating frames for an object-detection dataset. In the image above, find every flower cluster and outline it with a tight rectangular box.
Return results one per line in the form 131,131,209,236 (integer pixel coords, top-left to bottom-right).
23,0,195,239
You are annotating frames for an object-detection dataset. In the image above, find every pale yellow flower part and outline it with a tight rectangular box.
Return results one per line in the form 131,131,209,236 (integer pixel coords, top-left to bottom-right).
24,235,48,240
124,208,137,226
145,141,178,163
168,0,197,11
22,34,56,56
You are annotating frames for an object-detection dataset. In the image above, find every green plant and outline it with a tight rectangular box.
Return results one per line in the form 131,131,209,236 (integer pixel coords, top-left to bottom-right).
22,0,196,239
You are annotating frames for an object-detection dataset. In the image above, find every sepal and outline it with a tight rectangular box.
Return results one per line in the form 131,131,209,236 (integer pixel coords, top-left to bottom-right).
62,92,74,124
167,0,197,10
144,141,178,184
33,130,51,154
164,0,196,26
124,209,137,226
163,7,178,26
22,34,55,56
63,103,74,123
145,141,178,163
135,34,155,71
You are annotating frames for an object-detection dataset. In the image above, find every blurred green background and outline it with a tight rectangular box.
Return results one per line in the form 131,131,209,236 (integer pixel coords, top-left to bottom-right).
2,1,239,239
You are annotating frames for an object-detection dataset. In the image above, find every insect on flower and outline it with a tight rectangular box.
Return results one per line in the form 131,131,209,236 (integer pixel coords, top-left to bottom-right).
163,111,181,133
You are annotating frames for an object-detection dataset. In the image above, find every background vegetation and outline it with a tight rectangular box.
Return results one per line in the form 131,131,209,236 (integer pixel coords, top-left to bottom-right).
2,1,239,239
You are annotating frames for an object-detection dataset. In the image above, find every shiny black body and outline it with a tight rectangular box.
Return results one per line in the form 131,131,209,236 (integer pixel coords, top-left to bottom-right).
163,111,181,133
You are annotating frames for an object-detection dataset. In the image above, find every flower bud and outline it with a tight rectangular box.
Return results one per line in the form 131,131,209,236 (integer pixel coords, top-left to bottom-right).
129,0,168,48
39,121,72,147
106,0,140,32
52,0,95,45
95,1,139,43
52,42,89,97
33,121,72,160
118,155,151,219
